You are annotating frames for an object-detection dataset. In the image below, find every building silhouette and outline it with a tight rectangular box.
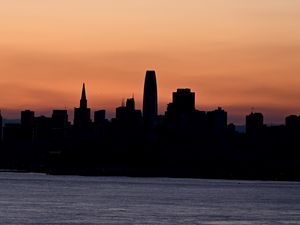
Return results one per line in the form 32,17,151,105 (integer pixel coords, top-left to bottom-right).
166,88,196,116
94,110,106,125
143,70,158,126
116,98,142,124
21,110,35,128
51,110,69,138
285,115,300,131
52,110,69,129
164,88,209,138
172,88,195,113
74,83,91,128
246,112,264,135
207,107,228,134
21,110,35,139
34,116,52,140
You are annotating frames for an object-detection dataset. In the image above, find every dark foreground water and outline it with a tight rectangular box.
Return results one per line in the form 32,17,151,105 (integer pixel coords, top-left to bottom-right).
0,173,300,224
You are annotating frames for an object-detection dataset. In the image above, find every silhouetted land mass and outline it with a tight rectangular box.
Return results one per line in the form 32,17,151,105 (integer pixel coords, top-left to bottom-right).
0,71,300,181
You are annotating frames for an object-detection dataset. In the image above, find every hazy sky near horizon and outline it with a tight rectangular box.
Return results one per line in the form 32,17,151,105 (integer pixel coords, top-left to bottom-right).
1,0,300,123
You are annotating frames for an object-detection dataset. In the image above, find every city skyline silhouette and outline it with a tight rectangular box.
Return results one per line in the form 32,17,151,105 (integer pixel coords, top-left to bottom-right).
0,70,300,180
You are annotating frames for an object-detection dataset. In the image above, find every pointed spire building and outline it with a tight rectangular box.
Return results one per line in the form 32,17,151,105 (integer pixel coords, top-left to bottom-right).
74,83,91,128
80,83,87,108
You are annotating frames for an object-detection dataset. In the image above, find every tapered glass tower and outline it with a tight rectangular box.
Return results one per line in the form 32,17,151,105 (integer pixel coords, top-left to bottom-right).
143,70,158,125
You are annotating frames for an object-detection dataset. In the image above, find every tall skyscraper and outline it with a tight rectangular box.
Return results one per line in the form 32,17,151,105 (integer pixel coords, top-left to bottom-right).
143,70,158,125
74,83,91,128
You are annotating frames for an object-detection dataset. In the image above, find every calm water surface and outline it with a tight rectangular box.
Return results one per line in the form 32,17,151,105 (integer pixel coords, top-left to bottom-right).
0,172,299,224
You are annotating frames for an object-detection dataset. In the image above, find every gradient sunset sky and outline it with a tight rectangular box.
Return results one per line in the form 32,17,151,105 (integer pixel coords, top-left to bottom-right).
1,0,300,123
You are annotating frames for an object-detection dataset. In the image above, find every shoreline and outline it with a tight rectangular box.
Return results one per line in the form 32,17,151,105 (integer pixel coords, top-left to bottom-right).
1,169,299,183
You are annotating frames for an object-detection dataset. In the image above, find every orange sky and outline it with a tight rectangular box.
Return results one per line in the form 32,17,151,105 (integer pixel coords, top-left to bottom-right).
1,0,300,123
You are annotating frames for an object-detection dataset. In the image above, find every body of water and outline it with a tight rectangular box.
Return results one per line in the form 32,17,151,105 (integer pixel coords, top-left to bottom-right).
0,173,300,224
